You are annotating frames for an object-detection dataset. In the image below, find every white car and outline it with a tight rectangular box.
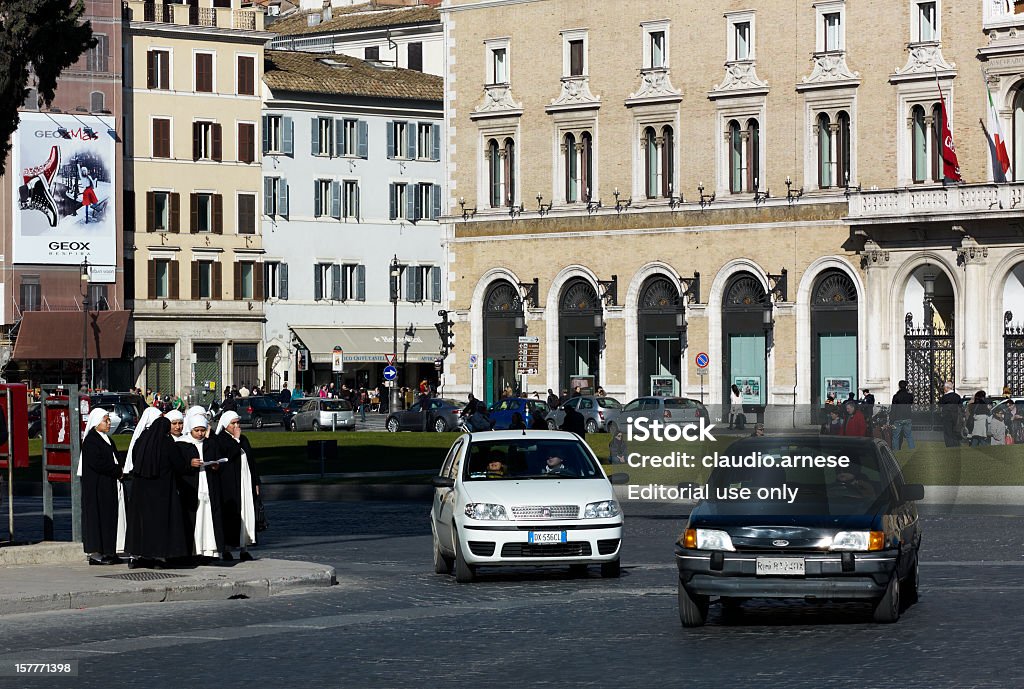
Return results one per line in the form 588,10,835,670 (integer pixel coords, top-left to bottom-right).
430,430,628,582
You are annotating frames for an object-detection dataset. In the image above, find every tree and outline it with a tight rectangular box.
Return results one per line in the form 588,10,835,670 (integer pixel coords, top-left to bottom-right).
0,0,95,176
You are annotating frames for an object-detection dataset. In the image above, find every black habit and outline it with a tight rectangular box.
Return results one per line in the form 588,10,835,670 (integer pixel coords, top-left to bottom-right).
216,430,261,548
125,417,190,560
81,429,122,555
176,437,225,554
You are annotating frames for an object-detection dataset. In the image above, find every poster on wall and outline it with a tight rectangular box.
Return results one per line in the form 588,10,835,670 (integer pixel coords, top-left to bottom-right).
11,112,116,265
825,376,853,403
650,376,677,397
734,376,761,405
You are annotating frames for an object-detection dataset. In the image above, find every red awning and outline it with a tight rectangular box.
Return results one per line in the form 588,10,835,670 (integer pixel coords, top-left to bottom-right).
12,310,131,360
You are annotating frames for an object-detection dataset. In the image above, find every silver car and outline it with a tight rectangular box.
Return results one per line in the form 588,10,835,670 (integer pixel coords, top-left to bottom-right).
609,397,710,436
546,396,624,434
290,398,356,432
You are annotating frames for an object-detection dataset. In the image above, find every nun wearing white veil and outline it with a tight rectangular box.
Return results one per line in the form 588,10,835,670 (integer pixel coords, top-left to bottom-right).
79,408,123,564
176,412,223,561
124,406,163,476
214,411,260,561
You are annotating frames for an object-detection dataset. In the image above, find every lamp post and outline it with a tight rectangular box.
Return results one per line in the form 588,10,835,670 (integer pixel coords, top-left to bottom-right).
762,302,774,424
390,255,402,412
80,258,90,393
593,311,605,394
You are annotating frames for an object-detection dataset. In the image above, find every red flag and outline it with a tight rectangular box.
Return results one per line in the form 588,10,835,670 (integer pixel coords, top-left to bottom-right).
936,77,962,182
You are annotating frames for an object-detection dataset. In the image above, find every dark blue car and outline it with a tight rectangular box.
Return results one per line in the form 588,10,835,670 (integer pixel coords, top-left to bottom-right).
487,397,551,430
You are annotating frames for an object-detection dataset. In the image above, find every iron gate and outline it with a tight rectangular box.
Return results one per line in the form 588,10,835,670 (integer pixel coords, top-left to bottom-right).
1004,312,1024,396
904,313,954,429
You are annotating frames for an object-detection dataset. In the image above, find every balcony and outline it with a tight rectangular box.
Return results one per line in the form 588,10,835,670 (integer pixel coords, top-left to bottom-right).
122,1,264,32
846,183,1024,225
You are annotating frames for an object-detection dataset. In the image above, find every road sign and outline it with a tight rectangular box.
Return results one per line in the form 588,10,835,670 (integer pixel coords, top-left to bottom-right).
695,352,710,369
516,336,540,375
434,358,444,371
383,365,398,381
696,367,709,376
385,353,397,366
332,346,344,373
469,353,479,369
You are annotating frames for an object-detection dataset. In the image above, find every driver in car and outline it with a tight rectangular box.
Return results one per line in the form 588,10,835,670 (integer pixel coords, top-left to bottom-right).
834,469,876,499
486,459,507,478
543,455,572,476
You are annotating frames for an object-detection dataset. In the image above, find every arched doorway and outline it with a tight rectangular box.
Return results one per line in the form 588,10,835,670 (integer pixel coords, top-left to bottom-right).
811,271,858,414
638,276,682,396
483,281,523,406
722,274,768,415
903,266,955,426
1002,263,1024,394
264,345,282,391
559,279,601,394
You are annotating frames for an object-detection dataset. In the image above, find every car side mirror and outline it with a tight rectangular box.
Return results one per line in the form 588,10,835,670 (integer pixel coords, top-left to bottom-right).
431,475,455,489
607,472,629,485
901,483,925,502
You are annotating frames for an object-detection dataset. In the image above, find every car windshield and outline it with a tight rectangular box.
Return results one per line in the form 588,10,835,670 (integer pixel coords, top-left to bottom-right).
701,443,890,516
464,439,602,481
596,397,622,410
322,400,351,411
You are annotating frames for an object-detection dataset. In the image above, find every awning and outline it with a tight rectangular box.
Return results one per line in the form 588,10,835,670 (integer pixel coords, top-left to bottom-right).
13,310,131,360
291,326,443,364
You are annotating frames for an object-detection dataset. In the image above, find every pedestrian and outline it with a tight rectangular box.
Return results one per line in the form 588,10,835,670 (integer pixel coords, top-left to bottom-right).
238,383,250,398
221,390,238,413
124,417,190,569
278,386,291,405
559,402,586,438
840,400,867,437
596,387,606,397
890,380,915,451
861,388,876,433
572,386,582,398
823,408,844,435
750,423,766,437
530,411,548,430
123,406,163,478
608,430,628,464
509,412,527,430
215,411,260,562
166,409,184,438
176,412,223,562
967,391,990,448
79,408,123,565
359,388,368,422
728,384,743,429
546,388,559,409
939,381,962,447
989,408,1008,446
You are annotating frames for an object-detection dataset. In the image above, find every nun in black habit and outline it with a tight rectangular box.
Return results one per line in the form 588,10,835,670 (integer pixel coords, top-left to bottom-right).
124,416,191,567
80,408,123,565
176,412,225,562
214,411,261,561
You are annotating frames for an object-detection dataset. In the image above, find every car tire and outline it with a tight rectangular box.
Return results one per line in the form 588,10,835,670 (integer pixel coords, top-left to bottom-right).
434,417,448,433
600,559,621,578
902,552,920,607
432,527,453,575
585,419,598,434
453,530,475,583
289,420,297,432
547,419,558,430
386,417,399,433
253,415,264,429
607,422,619,437
678,579,709,627
873,573,902,623
311,421,321,432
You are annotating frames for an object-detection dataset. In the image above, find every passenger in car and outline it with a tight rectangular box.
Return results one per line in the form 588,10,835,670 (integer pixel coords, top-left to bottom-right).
543,455,572,475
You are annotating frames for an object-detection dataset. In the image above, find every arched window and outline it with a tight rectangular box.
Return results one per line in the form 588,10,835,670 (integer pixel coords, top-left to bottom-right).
564,132,578,202
644,127,658,198
484,281,524,404
487,138,502,207
836,111,851,186
559,279,601,392
912,105,928,183
638,276,683,396
931,103,943,182
503,137,515,207
90,91,105,113
818,112,833,188
661,125,674,197
1013,87,1024,182
746,118,760,192
729,120,743,193
580,131,592,201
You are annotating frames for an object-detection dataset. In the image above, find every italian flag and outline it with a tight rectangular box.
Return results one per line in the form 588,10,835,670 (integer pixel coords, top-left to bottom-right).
988,84,1012,177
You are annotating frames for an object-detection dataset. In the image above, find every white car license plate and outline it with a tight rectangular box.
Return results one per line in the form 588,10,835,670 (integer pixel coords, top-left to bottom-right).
528,531,567,545
756,557,805,576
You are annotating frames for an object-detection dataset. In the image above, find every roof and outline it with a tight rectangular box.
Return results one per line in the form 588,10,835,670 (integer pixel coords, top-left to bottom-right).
263,50,441,101
268,3,439,37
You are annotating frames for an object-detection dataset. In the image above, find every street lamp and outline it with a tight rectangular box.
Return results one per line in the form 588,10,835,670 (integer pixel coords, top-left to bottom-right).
80,259,90,393
390,255,402,412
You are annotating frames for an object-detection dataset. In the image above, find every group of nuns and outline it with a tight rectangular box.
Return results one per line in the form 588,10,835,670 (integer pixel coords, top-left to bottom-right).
79,405,261,568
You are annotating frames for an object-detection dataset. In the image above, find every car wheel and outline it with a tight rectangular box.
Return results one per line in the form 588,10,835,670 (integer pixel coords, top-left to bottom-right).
434,417,448,433
607,422,619,437
600,559,621,579
311,421,321,432
568,564,589,577
289,420,297,432
873,573,902,623
253,415,264,429
902,552,920,607
547,419,558,430
386,417,399,433
678,579,709,627
585,419,598,434
432,526,453,575
453,529,475,583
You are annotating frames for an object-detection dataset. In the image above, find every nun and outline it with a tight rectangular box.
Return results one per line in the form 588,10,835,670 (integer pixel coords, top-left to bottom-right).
120,405,163,551
79,408,123,565
124,417,190,568
166,409,185,438
215,411,261,561
176,412,224,563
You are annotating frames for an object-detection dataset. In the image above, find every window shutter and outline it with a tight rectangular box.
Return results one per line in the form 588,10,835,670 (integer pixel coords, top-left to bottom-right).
212,123,222,161
147,260,156,299
254,262,264,301
357,120,368,158
415,268,425,302
335,119,345,157
279,262,289,300
331,264,341,300
147,51,156,89
212,261,222,300
261,115,269,154
212,194,223,233
355,264,365,301
191,261,200,300
170,192,180,232
354,184,361,221
238,123,253,164
406,185,416,222
192,122,201,161
313,181,322,217
278,179,289,217
432,123,440,161
169,260,179,300
146,191,156,231
314,264,323,301
263,178,273,215
282,116,293,156
405,122,416,159
389,183,397,220
189,193,199,233
233,262,242,301
405,267,413,301
340,266,349,302
311,117,319,156
160,52,169,89
330,180,341,219
431,265,441,303
386,122,394,159
262,262,270,300
432,184,441,220
413,185,422,222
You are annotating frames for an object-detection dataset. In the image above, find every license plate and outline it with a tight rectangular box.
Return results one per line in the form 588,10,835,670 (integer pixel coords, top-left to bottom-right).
528,531,567,544
756,557,805,576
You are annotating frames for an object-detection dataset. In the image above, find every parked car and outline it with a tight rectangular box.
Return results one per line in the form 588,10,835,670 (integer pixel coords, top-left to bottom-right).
609,396,709,436
488,397,551,430
386,398,463,433
236,395,285,429
289,397,355,432
545,395,623,434
88,392,148,435
430,430,629,582
281,397,310,429
675,435,923,627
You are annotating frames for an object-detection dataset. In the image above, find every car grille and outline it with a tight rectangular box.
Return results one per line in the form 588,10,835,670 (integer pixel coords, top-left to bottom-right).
500,542,592,557
597,539,620,555
511,505,579,520
468,541,496,557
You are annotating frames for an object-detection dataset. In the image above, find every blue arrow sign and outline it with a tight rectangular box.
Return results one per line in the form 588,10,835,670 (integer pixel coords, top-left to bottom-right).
383,365,398,381
695,352,710,369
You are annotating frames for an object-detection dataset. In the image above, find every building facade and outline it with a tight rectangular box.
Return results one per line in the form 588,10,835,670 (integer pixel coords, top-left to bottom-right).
123,0,272,404
441,0,1024,426
260,50,445,393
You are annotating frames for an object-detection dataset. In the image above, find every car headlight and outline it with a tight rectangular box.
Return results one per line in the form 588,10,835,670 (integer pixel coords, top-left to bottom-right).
682,528,736,551
583,500,620,519
830,531,885,551
464,503,508,520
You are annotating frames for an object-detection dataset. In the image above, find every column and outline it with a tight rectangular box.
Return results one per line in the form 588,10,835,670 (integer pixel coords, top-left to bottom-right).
957,237,990,389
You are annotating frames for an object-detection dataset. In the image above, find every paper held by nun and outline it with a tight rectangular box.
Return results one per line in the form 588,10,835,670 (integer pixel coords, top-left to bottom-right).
200,458,229,468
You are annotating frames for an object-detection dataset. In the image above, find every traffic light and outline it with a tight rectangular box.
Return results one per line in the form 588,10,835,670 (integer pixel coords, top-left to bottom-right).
436,309,455,356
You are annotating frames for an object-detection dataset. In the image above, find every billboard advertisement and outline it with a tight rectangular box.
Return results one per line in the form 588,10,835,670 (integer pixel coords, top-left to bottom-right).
11,112,116,265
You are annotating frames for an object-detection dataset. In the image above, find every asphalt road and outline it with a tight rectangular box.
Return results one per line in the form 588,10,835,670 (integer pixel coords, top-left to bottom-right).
1,498,1023,689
